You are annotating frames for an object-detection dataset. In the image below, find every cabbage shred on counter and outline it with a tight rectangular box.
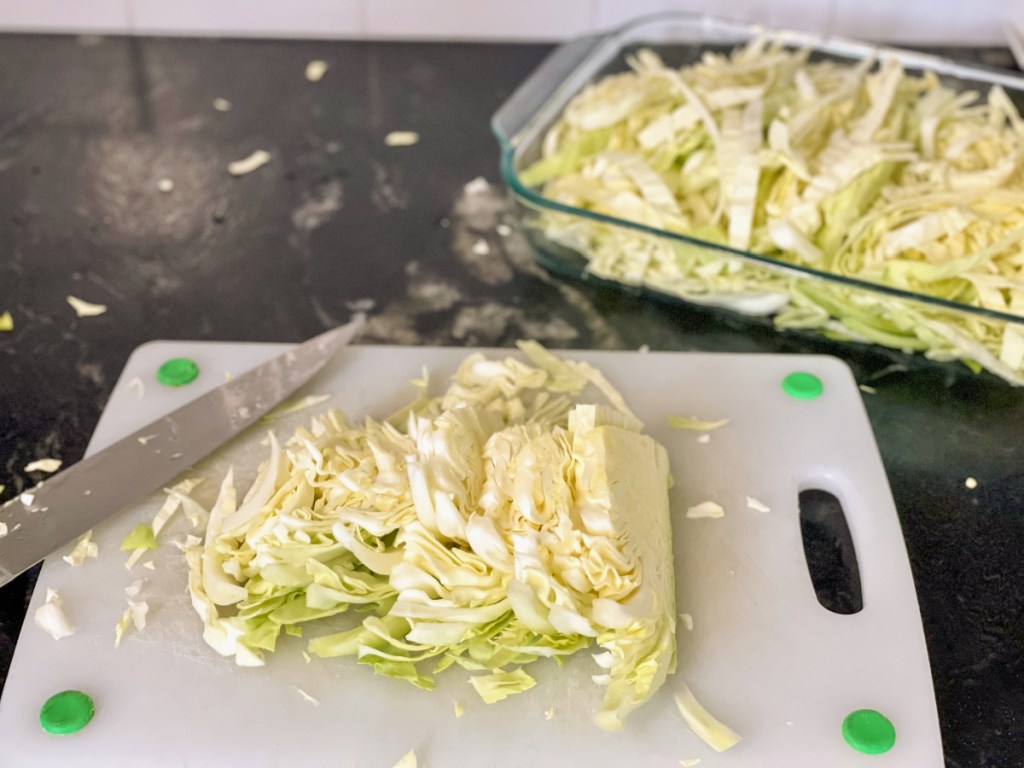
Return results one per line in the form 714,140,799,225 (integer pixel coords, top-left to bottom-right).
179,343,680,732
521,39,1024,383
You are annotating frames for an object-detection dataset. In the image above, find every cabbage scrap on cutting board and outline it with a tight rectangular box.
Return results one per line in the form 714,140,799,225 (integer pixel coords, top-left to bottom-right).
522,38,1024,384
176,343,700,734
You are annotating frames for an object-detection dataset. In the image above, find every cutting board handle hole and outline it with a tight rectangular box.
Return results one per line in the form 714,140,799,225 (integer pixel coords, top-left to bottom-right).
798,489,863,615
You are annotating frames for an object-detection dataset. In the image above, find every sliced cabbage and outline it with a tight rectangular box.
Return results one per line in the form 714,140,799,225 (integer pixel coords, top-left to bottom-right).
181,346,679,731
523,39,1024,384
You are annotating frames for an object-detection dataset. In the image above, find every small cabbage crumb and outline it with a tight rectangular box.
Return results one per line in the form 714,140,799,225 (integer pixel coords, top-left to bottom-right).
544,707,555,720
496,223,512,236
63,530,98,566
464,176,489,195
293,686,319,706
67,295,108,317
124,579,145,598
114,599,148,648
302,651,312,664
696,434,711,444
212,98,232,112
228,150,272,176
519,41,1024,385
384,131,420,147
305,60,328,82
686,501,725,519
392,750,417,768
745,496,770,513
0,522,7,538
120,523,158,551
34,589,76,640
679,613,693,631
20,491,35,507
113,609,130,647
965,477,978,489
858,384,878,394
680,759,702,767
141,560,156,570
469,669,537,704
25,458,62,473
667,415,729,431
137,434,158,445
128,377,145,398
0,311,12,331
471,239,490,256
638,344,650,353
453,701,465,718
157,179,174,193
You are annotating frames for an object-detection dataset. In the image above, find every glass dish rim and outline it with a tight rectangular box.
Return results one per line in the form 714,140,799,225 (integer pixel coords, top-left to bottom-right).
492,12,1024,329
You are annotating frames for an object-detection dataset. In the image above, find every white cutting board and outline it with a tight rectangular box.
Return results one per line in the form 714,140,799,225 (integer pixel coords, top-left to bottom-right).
0,343,943,767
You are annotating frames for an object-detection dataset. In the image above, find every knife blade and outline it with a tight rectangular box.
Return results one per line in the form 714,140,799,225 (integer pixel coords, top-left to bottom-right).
0,320,362,588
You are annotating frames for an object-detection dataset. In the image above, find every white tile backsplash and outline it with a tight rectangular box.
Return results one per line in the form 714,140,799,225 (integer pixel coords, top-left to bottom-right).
0,0,1011,44
129,0,363,38
0,0,130,33
830,0,1006,44
593,0,819,32
364,0,594,41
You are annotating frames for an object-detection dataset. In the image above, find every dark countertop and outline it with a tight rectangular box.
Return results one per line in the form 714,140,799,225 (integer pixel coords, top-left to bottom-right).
0,34,1021,767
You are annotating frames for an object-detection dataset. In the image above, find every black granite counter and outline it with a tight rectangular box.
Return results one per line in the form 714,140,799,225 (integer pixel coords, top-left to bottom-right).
0,34,1021,767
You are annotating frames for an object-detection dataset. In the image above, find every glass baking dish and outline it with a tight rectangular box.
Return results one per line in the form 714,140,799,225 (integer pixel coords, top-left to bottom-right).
492,14,1024,385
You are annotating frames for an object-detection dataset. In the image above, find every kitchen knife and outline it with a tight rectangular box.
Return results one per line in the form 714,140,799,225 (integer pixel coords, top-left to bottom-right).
0,320,362,588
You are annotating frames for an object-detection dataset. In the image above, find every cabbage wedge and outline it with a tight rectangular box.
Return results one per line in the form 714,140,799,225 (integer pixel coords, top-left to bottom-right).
180,346,678,731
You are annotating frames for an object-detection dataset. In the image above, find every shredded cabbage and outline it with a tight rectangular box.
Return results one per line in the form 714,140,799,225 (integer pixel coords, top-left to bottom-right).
179,347,678,730
522,39,1024,384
